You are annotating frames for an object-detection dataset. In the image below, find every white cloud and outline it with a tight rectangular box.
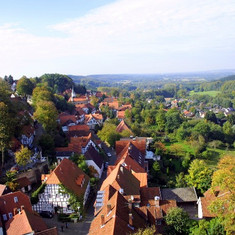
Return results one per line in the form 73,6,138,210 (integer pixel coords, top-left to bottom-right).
0,0,235,78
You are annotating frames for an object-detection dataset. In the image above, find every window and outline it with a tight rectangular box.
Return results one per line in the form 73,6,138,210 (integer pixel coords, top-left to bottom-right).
2,214,7,221
8,213,13,219
14,197,18,203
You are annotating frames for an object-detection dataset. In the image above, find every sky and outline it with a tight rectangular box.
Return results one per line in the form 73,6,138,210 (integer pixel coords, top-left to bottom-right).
0,0,235,79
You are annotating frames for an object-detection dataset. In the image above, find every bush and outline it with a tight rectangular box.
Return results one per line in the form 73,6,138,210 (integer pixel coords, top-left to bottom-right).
31,183,46,204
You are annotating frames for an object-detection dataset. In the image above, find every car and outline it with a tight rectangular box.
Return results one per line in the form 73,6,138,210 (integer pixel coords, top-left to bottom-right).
107,153,112,157
39,211,53,218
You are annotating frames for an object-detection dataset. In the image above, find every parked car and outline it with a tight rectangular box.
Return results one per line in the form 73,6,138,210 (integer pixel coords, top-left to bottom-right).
40,211,53,218
107,153,112,157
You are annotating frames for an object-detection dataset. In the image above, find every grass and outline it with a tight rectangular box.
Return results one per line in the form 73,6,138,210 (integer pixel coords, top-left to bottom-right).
189,90,221,97
205,147,235,169
164,141,196,156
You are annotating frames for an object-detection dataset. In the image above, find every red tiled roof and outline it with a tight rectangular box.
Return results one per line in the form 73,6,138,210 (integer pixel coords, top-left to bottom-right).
116,120,133,134
16,177,31,188
45,159,90,198
118,104,132,111
132,172,147,188
89,191,146,235
58,113,77,126
140,187,161,206
116,138,146,156
21,125,35,137
117,111,125,119
100,165,140,196
0,191,33,217
5,209,48,235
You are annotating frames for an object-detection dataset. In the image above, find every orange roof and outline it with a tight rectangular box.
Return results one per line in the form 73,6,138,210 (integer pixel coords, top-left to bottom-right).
0,191,33,216
100,165,140,196
68,124,90,132
118,104,132,111
116,138,146,156
133,172,147,188
5,209,48,235
140,187,161,206
116,120,133,134
45,159,90,198
117,111,125,119
200,187,230,218
69,95,89,103
0,184,6,196
89,191,146,235
58,113,77,126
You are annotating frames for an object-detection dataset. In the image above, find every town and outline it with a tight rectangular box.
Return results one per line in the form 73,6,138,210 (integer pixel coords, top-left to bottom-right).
0,73,234,235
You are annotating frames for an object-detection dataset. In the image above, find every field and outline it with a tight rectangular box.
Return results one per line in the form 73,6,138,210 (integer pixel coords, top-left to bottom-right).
189,90,221,97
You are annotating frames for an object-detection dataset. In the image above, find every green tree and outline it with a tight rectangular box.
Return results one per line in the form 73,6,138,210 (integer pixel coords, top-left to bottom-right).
0,79,12,104
15,145,32,167
5,170,18,191
38,134,55,156
155,109,166,132
165,108,182,133
205,111,217,124
186,159,213,194
32,86,53,107
133,226,156,235
97,123,121,147
175,172,187,188
34,101,58,132
16,76,34,96
165,207,190,234
0,102,13,168
223,121,233,144
190,218,225,235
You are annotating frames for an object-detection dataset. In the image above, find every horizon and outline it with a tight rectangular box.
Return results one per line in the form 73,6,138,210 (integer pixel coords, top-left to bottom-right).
1,0,235,79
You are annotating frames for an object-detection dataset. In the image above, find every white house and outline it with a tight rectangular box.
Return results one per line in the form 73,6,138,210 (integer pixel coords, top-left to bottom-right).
33,159,90,214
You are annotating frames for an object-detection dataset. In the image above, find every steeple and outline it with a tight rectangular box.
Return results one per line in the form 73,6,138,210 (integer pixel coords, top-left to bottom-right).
71,86,76,101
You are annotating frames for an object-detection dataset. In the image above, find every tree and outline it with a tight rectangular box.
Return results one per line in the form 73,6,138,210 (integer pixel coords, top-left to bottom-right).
186,159,213,194
32,87,53,107
208,156,235,234
175,172,187,188
97,123,121,147
4,75,14,85
90,96,99,107
5,170,18,191
77,154,89,174
133,226,156,235
0,102,13,168
16,76,34,96
155,109,166,132
15,145,32,167
0,79,12,105
34,101,58,132
223,121,233,144
205,111,217,124
190,218,225,235
165,108,182,133
165,207,190,234
38,134,55,156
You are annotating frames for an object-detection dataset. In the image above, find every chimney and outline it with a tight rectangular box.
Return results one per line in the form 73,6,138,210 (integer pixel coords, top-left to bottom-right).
107,204,111,214
120,166,124,173
128,199,132,213
21,205,24,211
155,196,160,207
129,213,133,226
101,214,105,227
13,208,17,215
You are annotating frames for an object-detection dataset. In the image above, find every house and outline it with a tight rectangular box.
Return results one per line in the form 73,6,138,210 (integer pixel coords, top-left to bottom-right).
33,159,90,214
16,177,32,193
197,187,230,219
0,191,33,222
0,184,9,196
69,95,90,105
99,98,119,111
89,190,146,235
161,187,198,218
5,208,58,235
84,145,104,178
58,112,78,132
20,125,35,148
116,120,133,135
84,113,103,130
67,124,90,139
75,103,96,114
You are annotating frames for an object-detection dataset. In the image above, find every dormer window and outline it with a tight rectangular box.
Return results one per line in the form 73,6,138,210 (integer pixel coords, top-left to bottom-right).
14,197,18,203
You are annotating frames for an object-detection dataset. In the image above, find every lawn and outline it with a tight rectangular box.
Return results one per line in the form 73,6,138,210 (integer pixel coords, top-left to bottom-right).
165,141,196,156
205,147,235,169
189,90,221,97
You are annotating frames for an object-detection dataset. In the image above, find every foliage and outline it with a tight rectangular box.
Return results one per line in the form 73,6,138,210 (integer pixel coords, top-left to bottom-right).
0,79,12,104
33,101,58,132
0,102,13,167
38,134,55,156
165,108,183,133
59,184,83,214
32,86,53,107
208,156,235,234
175,172,188,188
186,159,213,194
16,76,34,96
5,170,18,191
15,145,32,167
165,207,190,234
190,218,225,235
154,142,167,156
97,123,121,147
77,154,89,175
132,225,156,235
31,183,46,204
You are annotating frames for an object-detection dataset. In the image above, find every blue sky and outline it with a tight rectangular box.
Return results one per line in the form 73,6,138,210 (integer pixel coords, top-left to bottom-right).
0,0,235,78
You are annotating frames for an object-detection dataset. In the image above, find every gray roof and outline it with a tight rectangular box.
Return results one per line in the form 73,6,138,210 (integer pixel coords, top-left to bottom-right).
161,187,198,202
